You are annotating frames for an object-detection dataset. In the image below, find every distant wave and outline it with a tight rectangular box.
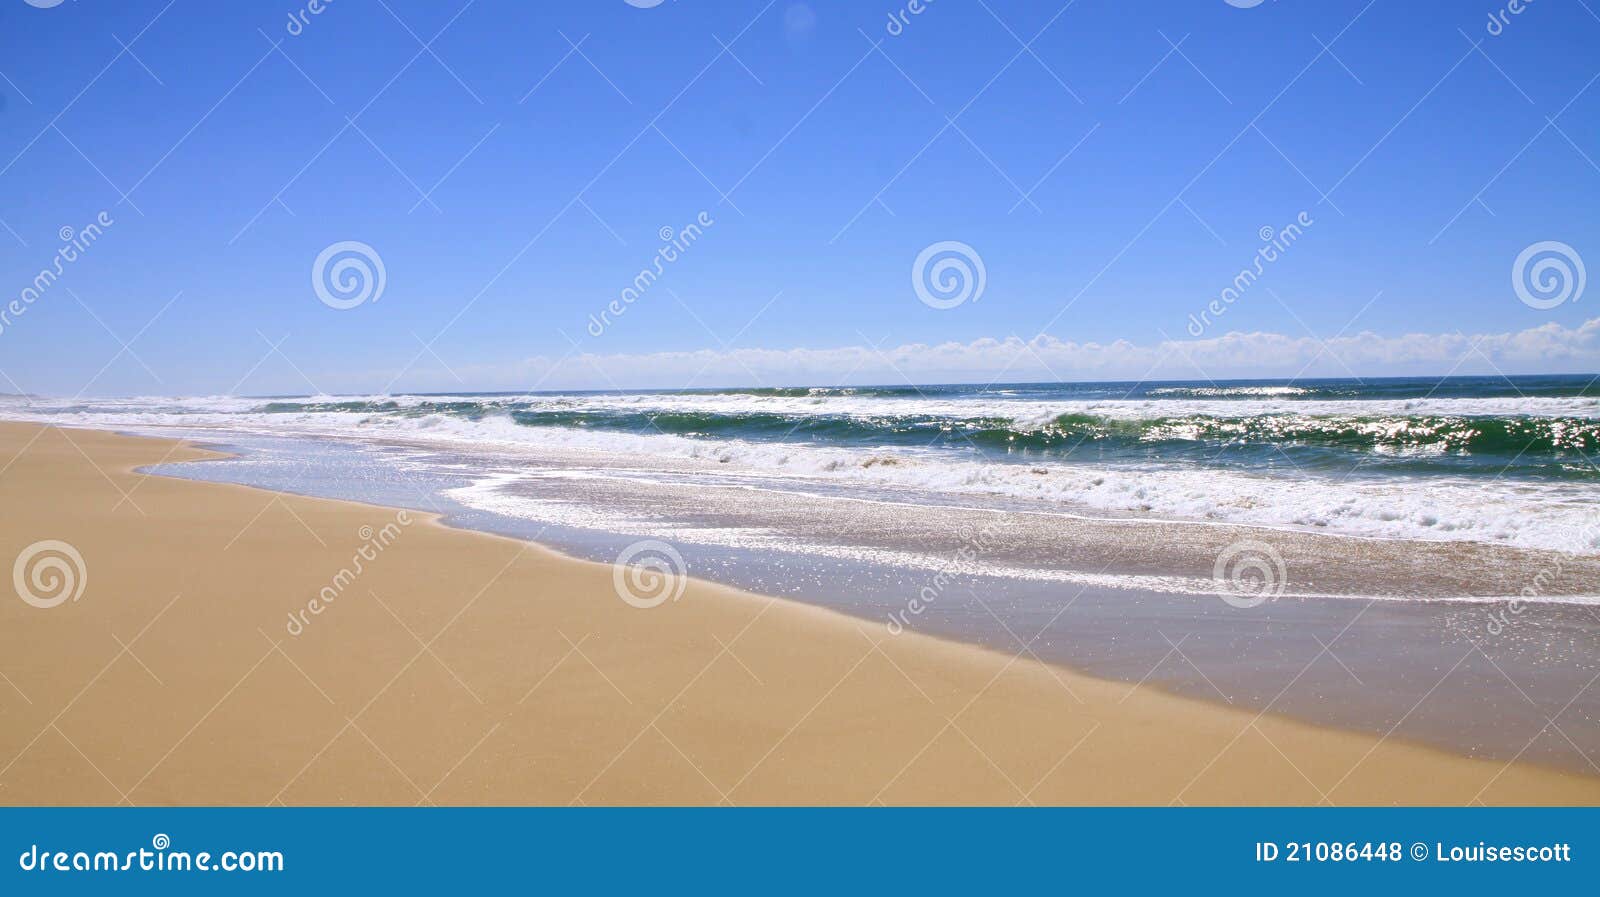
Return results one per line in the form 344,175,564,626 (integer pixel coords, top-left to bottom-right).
219,396,1600,460
7,377,1600,553
1147,385,1315,398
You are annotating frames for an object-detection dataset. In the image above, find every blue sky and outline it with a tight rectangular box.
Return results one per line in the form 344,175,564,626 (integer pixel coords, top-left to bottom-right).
1,0,1597,395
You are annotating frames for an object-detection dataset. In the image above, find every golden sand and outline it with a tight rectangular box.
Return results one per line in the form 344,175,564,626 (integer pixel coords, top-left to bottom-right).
0,422,1594,805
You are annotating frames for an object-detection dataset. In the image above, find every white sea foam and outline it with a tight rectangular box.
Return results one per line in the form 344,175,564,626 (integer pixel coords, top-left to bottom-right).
1146,385,1314,397
444,471,1600,604
10,390,1599,424
7,393,1599,555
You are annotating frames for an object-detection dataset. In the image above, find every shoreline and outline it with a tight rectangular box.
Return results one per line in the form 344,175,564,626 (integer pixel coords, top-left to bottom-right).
1,421,1597,805
102,421,1600,603
103,424,1600,772
146,430,1600,607
10,388,1600,561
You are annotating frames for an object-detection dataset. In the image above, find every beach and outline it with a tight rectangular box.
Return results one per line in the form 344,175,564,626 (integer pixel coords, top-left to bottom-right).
1,421,1596,806
7,383,1600,772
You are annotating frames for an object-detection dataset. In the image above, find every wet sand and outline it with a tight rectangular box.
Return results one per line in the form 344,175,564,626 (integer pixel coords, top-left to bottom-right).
0,422,1596,805
144,431,1600,772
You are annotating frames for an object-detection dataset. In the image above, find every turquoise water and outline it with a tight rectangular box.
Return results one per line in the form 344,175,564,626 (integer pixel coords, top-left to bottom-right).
7,374,1600,552
12,376,1598,773
242,375,1600,480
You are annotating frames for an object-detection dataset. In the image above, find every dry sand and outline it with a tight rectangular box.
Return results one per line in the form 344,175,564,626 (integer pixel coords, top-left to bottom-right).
0,422,1595,805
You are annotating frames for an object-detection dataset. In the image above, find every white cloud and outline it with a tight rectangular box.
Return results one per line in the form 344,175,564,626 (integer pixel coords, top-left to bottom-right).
386,317,1600,391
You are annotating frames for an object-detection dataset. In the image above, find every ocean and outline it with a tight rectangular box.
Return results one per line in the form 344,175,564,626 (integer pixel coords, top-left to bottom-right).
7,374,1599,554
7,374,1600,769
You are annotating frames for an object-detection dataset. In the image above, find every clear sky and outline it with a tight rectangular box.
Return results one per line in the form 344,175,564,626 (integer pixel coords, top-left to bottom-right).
1,0,1597,396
